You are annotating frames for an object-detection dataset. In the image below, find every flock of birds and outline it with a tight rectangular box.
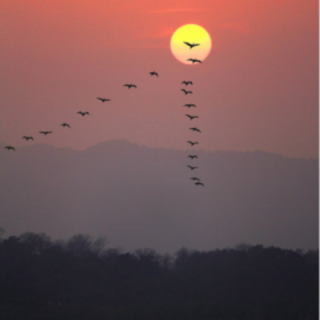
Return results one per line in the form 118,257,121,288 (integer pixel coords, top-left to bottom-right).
181,82,204,187
4,41,204,186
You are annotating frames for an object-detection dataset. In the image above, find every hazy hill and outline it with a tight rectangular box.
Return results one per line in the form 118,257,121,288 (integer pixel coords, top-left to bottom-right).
0,140,318,252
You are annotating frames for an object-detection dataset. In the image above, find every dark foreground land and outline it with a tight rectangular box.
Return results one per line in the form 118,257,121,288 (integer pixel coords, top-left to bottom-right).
0,232,318,320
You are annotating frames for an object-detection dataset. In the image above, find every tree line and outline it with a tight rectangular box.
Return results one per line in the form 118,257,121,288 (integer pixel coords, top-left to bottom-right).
0,231,318,320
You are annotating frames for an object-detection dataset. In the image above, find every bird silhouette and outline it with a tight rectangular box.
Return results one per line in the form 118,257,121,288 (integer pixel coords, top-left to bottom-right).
190,177,200,181
187,58,202,64
39,131,52,135
187,141,199,146
195,182,204,186
184,104,196,108
187,165,198,170
188,155,198,159
189,127,201,133
185,114,199,120
97,97,111,102
182,81,193,85
77,111,89,116
123,84,137,89
22,136,33,141
150,71,158,77
5,146,15,151
183,42,200,49
181,89,192,95
61,123,71,128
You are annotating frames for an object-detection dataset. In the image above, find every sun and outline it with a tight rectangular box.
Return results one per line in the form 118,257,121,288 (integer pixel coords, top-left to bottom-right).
170,24,212,65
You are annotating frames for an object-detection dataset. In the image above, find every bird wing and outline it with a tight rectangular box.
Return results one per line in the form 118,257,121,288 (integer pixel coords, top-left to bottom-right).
184,41,191,47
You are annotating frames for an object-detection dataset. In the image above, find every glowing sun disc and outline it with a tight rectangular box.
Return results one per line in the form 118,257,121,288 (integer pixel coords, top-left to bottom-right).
170,24,212,65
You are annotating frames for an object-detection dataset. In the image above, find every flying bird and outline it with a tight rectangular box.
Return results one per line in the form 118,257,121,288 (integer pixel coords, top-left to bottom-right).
5,146,15,151
190,177,200,181
184,104,196,108
182,81,193,86
185,114,199,120
181,89,192,95
187,58,202,64
187,141,199,146
77,111,90,116
195,182,204,186
183,42,200,49
61,123,71,128
97,97,111,102
187,165,198,170
39,131,52,135
123,84,137,89
189,127,201,133
22,136,33,141
188,155,198,159
150,71,158,77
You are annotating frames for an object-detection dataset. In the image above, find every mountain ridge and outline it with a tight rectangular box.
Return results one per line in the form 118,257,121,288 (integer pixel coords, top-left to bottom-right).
0,139,318,252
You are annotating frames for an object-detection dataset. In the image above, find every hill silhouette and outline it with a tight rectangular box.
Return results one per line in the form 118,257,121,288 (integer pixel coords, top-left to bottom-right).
0,140,318,252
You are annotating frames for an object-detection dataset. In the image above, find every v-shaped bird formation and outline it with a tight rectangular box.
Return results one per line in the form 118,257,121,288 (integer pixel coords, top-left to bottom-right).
4,39,205,187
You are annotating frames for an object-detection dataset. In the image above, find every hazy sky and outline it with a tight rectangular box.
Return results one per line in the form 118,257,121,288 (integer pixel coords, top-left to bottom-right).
0,0,318,158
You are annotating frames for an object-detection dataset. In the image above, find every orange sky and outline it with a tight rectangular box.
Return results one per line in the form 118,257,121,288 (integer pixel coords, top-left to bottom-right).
0,0,318,158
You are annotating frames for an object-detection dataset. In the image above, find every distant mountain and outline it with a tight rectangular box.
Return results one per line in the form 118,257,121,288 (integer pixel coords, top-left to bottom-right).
0,140,318,252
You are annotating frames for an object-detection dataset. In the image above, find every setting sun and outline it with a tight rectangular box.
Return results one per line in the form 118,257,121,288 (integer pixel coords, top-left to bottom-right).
170,24,212,65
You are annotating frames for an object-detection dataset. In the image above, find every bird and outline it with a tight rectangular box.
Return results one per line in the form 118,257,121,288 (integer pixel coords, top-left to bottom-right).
150,71,158,77
190,177,200,181
187,165,198,170
182,81,193,86
190,127,201,133
184,104,196,108
22,136,33,141
188,155,198,159
195,182,204,186
187,141,199,146
61,123,71,128
5,146,15,151
39,131,52,135
123,84,137,89
97,97,111,102
185,114,199,120
187,58,202,64
183,42,200,49
181,89,192,95
77,111,89,116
